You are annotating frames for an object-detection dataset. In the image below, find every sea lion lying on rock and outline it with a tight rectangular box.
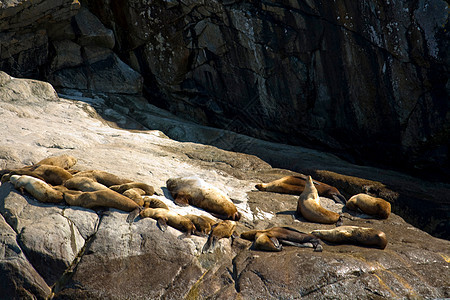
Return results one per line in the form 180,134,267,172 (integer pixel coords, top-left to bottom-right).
139,208,195,238
202,220,237,253
10,175,64,203
297,176,342,225
241,227,323,252
346,193,391,219
310,226,387,249
73,170,132,187
166,176,240,221
256,175,346,204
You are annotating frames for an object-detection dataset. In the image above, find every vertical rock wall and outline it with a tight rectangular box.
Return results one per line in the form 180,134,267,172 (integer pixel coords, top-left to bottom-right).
1,0,449,178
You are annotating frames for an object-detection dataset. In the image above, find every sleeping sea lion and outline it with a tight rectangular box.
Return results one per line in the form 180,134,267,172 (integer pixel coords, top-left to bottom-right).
256,175,346,204
9,175,64,203
166,176,240,221
73,170,132,187
110,182,154,195
240,227,322,252
346,194,391,219
185,214,217,236
3,165,73,186
310,225,387,249
139,208,195,238
63,176,108,192
202,220,237,253
35,154,77,170
63,188,140,212
143,196,169,209
297,176,342,224
122,188,145,206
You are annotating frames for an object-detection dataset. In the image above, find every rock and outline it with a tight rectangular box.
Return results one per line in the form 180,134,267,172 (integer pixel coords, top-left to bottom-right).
73,7,115,49
0,73,449,299
86,0,449,178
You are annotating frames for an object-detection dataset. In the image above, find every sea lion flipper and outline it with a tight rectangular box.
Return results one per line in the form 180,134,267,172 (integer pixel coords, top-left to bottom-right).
126,207,141,223
269,236,281,250
332,193,347,204
177,232,191,239
174,193,190,206
157,218,168,231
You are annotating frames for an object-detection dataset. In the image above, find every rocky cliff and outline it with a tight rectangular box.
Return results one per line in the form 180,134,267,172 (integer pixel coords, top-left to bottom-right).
1,73,450,299
1,0,449,180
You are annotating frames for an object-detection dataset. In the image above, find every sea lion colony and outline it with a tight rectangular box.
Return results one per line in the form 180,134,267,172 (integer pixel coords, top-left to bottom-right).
1,155,390,252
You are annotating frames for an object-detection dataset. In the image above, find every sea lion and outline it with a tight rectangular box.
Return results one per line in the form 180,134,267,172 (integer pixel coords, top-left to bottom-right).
202,220,237,253
36,154,77,170
110,182,154,195
240,227,323,252
346,194,391,219
297,176,342,224
256,175,346,204
73,170,132,187
3,165,73,186
185,214,217,236
63,188,140,212
139,208,195,237
122,188,145,206
9,175,64,203
63,176,108,192
166,176,240,221
310,226,387,249
143,196,169,209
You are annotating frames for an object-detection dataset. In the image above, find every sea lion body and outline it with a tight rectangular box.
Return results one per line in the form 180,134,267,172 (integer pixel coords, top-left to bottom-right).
346,194,391,219
311,226,387,249
110,182,154,195
140,208,195,236
166,176,240,221
64,189,140,212
185,214,217,236
297,176,341,224
73,170,132,187
10,175,64,203
4,165,73,186
36,154,77,170
256,175,346,204
64,176,108,192
241,227,322,252
143,196,169,209
122,188,145,206
202,220,237,253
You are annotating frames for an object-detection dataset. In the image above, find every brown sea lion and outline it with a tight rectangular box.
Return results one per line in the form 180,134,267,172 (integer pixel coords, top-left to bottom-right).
240,227,323,252
202,220,237,253
255,175,346,204
185,214,217,236
63,188,140,212
122,188,145,206
346,194,391,219
139,208,195,238
3,165,73,186
143,196,169,209
63,176,108,192
36,154,77,170
10,175,64,203
310,226,387,249
166,176,240,221
297,176,342,224
110,182,154,195
73,170,132,187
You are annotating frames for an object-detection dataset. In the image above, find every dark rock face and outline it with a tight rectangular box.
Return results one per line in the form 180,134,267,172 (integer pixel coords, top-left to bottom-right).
85,0,450,178
0,1,448,177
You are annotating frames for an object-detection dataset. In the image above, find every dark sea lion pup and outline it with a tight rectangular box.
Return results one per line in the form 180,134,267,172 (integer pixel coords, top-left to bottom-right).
256,175,346,204
241,227,323,252
166,176,240,221
297,176,342,225
311,226,387,249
